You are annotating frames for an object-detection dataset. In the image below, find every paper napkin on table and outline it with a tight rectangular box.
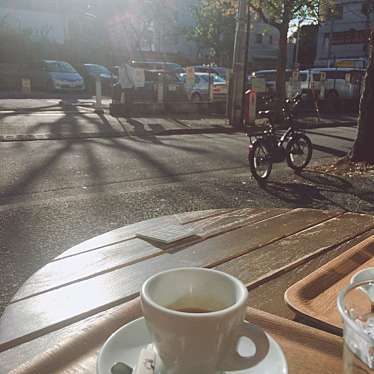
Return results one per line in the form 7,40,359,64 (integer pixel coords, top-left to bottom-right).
135,224,198,244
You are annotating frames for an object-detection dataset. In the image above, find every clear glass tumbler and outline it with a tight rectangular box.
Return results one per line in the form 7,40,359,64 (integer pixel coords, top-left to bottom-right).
337,280,374,373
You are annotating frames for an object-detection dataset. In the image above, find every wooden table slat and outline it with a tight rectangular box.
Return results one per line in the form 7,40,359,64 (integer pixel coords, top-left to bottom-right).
3,208,374,373
12,239,161,303
0,303,128,373
189,207,289,238
0,209,340,351
13,208,286,303
5,228,370,373
243,229,374,323
247,308,343,374
56,209,231,259
2,298,343,374
216,212,374,289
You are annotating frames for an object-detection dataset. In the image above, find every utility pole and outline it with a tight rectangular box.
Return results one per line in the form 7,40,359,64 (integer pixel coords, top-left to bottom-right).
229,0,249,129
294,20,302,67
327,13,335,67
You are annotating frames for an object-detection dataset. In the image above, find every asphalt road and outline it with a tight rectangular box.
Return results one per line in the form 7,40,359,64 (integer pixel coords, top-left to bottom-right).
0,126,363,316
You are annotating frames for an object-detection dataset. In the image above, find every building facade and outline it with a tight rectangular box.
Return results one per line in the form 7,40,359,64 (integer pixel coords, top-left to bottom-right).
315,0,371,67
127,1,280,68
249,14,280,70
0,0,280,68
0,0,65,43
153,0,200,59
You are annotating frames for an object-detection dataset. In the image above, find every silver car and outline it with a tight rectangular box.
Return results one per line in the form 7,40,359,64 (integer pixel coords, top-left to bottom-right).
179,72,227,102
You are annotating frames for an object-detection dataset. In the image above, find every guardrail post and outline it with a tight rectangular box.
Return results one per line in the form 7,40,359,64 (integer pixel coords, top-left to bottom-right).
95,74,104,114
157,74,164,103
21,78,31,94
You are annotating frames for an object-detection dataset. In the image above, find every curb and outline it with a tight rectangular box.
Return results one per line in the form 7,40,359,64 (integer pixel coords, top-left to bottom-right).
0,103,110,113
0,132,124,142
0,127,239,142
156,127,239,136
296,121,356,129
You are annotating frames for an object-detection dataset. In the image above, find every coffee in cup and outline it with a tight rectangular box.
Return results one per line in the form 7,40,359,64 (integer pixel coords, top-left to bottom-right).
141,267,269,374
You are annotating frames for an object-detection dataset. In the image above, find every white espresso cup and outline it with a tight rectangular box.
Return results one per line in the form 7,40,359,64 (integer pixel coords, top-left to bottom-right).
141,267,269,374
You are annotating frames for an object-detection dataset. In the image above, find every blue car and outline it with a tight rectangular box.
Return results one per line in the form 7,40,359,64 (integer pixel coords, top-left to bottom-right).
23,60,85,92
77,63,113,95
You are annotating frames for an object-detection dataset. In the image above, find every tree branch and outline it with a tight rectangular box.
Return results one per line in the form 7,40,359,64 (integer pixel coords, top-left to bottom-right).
265,0,281,15
249,3,281,29
292,0,315,16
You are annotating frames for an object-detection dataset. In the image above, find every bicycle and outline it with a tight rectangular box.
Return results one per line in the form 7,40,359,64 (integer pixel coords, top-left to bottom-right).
247,94,313,182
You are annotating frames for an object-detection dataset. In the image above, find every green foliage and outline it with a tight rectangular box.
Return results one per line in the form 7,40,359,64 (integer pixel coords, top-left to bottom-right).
186,0,236,65
249,0,328,99
319,0,342,22
108,0,180,58
188,0,327,67
250,0,323,30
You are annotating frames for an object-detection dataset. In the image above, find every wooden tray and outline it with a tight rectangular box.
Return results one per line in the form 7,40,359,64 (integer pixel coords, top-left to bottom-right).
285,235,374,334
6,299,343,374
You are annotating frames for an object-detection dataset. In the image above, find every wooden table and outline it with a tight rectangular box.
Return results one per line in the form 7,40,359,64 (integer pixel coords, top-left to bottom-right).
1,208,374,373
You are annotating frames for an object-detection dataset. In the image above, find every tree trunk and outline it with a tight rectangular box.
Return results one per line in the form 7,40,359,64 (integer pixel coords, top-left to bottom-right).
276,23,288,101
229,0,248,128
350,31,374,163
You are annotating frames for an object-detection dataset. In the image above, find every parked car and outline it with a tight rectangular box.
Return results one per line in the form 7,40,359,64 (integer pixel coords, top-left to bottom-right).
22,60,85,92
192,65,228,80
129,60,185,73
76,63,113,95
179,72,227,102
112,69,187,103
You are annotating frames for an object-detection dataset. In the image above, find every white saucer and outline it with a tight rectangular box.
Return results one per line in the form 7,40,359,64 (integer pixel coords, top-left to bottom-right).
97,317,288,374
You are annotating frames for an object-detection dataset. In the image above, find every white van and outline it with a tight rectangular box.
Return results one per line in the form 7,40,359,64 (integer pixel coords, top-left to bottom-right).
250,69,292,94
298,68,364,101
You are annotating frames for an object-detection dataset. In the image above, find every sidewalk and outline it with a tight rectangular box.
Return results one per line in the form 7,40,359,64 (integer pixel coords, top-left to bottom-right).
295,114,357,128
0,113,357,142
0,96,111,112
0,98,357,142
0,113,235,142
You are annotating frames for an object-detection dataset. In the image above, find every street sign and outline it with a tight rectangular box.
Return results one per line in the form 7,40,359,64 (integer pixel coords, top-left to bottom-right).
336,60,354,68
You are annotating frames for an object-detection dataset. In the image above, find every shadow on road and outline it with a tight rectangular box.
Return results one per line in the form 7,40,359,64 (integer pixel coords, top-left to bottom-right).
0,103,62,115
125,118,163,143
312,144,348,158
0,109,215,203
1,107,108,200
259,171,374,213
306,130,355,142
